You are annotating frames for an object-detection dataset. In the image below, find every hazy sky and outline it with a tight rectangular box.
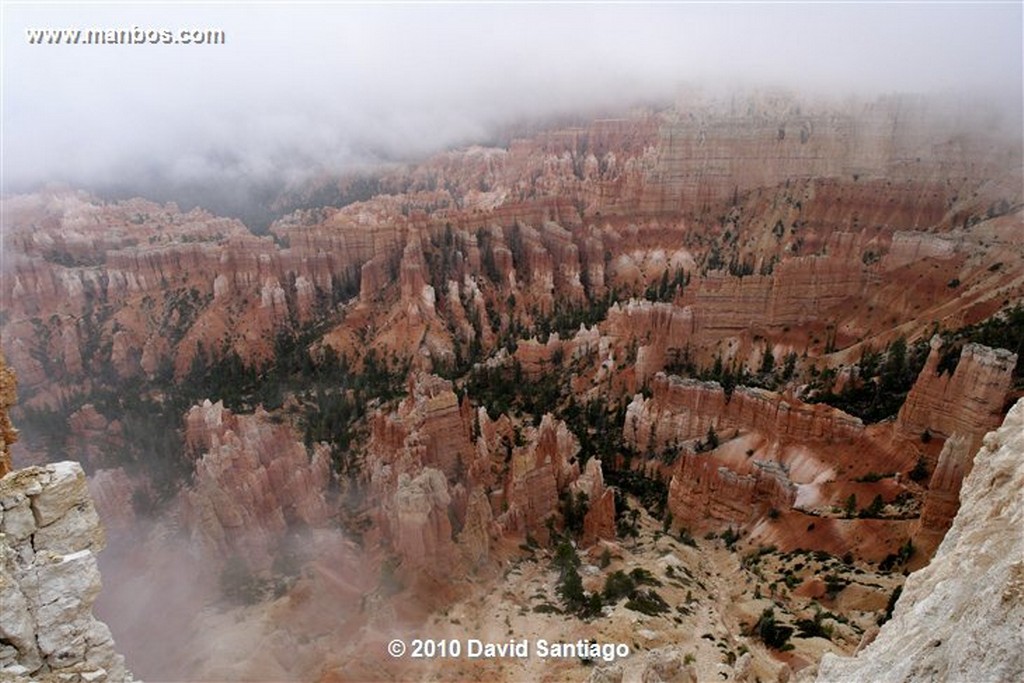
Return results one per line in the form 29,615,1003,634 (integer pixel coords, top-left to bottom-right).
3,2,1022,192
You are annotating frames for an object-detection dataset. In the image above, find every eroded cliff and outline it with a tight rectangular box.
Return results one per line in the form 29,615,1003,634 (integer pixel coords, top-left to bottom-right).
817,399,1024,682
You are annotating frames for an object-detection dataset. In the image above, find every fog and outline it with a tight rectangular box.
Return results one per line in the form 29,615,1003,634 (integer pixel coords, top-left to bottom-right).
3,2,1022,208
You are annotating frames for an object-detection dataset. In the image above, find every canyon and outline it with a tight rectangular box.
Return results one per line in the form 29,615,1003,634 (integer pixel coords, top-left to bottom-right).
1,92,1021,681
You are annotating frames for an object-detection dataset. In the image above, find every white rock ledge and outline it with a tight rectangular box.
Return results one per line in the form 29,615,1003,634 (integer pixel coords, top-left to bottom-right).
0,461,133,682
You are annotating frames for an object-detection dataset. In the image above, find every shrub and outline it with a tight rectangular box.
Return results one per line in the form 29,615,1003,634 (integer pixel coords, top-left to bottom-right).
220,555,266,605
844,494,857,518
796,609,834,641
755,608,794,649
877,585,903,625
624,589,670,616
603,571,637,602
908,456,930,482
678,528,698,547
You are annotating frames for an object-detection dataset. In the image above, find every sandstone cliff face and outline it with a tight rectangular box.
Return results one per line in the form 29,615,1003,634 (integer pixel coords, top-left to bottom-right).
894,339,1017,547
180,400,334,570
817,399,1024,683
366,374,491,574
624,373,865,453
896,337,1017,446
0,462,131,682
623,373,921,532
502,414,582,542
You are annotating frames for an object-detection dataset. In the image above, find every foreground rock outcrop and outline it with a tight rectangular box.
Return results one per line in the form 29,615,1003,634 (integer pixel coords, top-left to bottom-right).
817,399,1024,682
0,462,132,682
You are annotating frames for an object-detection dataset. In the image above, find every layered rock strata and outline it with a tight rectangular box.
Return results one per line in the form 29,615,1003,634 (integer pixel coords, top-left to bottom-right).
624,373,865,453
895,339,1017,545
895,337,1017,446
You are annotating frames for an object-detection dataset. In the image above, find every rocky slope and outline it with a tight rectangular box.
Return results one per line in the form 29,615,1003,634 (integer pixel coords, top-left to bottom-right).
180,400,335,571
0,355,131,681
817,398,1024,682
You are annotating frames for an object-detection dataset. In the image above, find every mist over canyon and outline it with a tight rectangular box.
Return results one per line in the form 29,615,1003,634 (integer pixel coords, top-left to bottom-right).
2,3,1024,683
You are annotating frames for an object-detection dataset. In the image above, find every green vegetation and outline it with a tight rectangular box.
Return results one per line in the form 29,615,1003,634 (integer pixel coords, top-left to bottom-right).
809,337,930,422
219,555,269,606
878,539,915,572
908,455,930,482
754,608,794,650
606,470,669,521
844,494,858,518
795,608,834,641
560,490,590,538
858,494,886,518
878,585,903,626
855,471,894,483
603,568,669,615
936,303,1024,385
642,268,688,303
552,541,603,618
624,589,671,616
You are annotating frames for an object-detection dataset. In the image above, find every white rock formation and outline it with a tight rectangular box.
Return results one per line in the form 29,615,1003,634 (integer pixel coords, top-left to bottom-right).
0,462,133,682
817,398,1024,682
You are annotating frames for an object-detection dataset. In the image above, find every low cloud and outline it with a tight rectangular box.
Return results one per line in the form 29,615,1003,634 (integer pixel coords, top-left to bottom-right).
4,3,1021,200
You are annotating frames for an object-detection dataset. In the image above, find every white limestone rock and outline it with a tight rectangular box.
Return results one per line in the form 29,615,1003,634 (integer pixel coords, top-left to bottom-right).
0,462,132,682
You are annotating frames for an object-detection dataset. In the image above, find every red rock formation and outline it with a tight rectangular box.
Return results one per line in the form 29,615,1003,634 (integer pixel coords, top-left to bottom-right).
4,92,1021,412
881,231,957,271
624,373,865,453
180,400,333,570
573,458,616,546
668,455,797,528
914,434,971,551
624,374,913,532
365,374,482,573
0,350,17,476
693,238,873,337
896,337,1017,448
87,467,142,531
604,301,695,384
364,373,613,570
501,414,581,542
66,404,124,470
389,467,455,573
514,334,565,380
